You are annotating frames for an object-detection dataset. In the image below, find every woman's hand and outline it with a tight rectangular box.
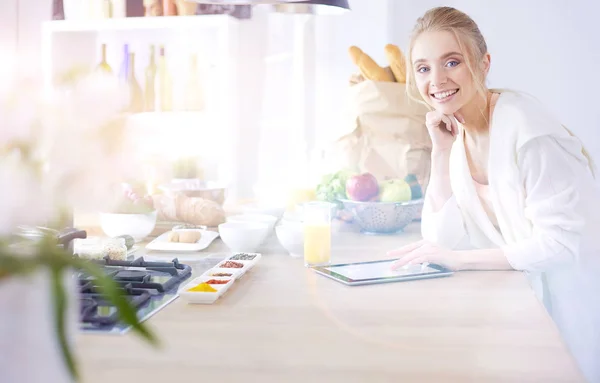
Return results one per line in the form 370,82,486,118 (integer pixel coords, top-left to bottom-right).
387,240,463,271
425,110,464,151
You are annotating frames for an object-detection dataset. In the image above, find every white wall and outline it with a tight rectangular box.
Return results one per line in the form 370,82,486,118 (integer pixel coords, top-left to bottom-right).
0,0,18,92
3,0,53,81
314,0,391,144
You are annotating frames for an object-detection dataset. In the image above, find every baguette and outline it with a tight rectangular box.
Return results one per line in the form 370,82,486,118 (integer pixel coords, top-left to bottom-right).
384,44,407,83
348,46,395,82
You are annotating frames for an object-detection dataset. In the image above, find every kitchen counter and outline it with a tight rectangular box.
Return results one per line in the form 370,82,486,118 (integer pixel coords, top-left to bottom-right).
76,222,585,382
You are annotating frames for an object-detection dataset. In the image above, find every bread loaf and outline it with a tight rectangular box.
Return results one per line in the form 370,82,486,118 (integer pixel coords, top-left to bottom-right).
384,44,407,83
348,46,395,82
152,193,226,227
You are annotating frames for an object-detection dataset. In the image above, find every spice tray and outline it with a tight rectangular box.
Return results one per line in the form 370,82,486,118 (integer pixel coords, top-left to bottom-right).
179,252,262,305
213,252,262,278
179,276,234,304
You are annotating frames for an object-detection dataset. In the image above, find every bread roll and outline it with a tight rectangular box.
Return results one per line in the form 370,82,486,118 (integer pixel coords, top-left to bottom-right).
178,231,201,243
348,46,395,82
384,44,407,83
167,231,180,242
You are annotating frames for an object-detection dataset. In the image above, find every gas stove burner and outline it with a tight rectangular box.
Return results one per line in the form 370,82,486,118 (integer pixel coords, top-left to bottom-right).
114,270,151,282
78,256,194,333
80,297,98,318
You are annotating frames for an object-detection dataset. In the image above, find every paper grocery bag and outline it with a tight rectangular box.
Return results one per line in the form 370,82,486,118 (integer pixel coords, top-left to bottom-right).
323,80,432,191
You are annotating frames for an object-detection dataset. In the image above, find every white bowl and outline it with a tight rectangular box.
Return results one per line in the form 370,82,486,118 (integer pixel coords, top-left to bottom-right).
275,222,304,258
226,213,278,233
240,204,285,219
100,211,157,242
218,222,270,253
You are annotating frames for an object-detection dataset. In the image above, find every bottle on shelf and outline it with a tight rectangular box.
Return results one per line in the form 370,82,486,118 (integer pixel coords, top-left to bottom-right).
144,0,163,16
127,52,144,113
144,45,157,112
175,0,197,15
162,0,177,16
157,45,173,112
118,44,130,83
96,43,113,73
184,53,205,111
102,0,113,18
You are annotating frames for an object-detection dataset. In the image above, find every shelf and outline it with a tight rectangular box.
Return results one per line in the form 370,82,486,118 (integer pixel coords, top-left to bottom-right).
42,14,234,33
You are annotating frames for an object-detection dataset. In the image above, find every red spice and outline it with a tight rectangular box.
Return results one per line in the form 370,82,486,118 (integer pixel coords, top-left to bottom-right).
211,272,232,277
205,279,230,285
221,261,244,268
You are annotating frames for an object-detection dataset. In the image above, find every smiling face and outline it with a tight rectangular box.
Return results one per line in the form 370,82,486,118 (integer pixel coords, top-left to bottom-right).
411,30,489,115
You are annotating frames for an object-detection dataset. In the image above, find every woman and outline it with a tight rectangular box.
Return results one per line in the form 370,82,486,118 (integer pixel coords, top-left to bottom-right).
388,6,600,382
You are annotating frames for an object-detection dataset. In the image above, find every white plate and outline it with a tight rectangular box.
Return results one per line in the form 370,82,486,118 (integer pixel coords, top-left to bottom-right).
145,229,220,253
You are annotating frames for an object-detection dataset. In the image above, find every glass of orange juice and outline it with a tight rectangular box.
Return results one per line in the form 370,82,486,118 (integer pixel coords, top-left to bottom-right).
303,202,332,267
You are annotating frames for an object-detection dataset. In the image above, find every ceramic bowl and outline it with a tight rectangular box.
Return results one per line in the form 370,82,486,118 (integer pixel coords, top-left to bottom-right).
100,211,157,242
226,213,279,233
240,204,286,219
218,222,270,253
275,222,304,258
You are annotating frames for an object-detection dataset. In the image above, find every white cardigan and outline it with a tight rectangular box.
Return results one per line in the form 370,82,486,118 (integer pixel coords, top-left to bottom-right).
421,91,600,382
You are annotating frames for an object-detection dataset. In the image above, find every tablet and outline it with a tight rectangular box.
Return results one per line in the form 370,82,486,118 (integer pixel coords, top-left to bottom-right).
311,259,453,286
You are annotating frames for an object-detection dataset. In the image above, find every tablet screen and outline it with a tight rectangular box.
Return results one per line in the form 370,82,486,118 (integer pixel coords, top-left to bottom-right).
323,260,440,281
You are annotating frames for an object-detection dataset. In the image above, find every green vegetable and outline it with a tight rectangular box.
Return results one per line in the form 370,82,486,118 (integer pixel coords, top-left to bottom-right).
315,169,357,208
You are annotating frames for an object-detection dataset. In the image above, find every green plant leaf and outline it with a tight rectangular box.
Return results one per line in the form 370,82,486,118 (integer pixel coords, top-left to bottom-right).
70,257,160,346
50,265,79,381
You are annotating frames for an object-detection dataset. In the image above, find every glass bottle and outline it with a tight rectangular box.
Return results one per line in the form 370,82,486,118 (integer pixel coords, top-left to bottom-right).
157,46,173,112
96,43,113,73
144,45,157,112
144,0,163,16
118,44,130,83
127,52,144,113
162,0,177,16
184,53,204,111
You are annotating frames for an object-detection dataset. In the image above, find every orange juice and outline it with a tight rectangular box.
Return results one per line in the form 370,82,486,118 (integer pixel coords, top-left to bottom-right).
304,223,331,266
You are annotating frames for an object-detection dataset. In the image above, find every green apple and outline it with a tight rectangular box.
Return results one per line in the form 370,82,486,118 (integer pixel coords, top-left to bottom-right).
379,179,412,202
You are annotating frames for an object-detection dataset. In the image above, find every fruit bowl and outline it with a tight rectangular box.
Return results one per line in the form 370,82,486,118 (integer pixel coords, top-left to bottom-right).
338,198,424,235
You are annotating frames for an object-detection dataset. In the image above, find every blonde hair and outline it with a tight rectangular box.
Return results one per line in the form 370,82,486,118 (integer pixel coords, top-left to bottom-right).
405,7,596,177
406,6,488,108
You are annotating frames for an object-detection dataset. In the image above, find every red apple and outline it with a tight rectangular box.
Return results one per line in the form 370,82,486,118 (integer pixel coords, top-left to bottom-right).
346,173,379,201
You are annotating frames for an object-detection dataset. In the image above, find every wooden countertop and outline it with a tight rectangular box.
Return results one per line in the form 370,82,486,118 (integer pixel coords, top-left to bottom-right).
76,222,585,383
